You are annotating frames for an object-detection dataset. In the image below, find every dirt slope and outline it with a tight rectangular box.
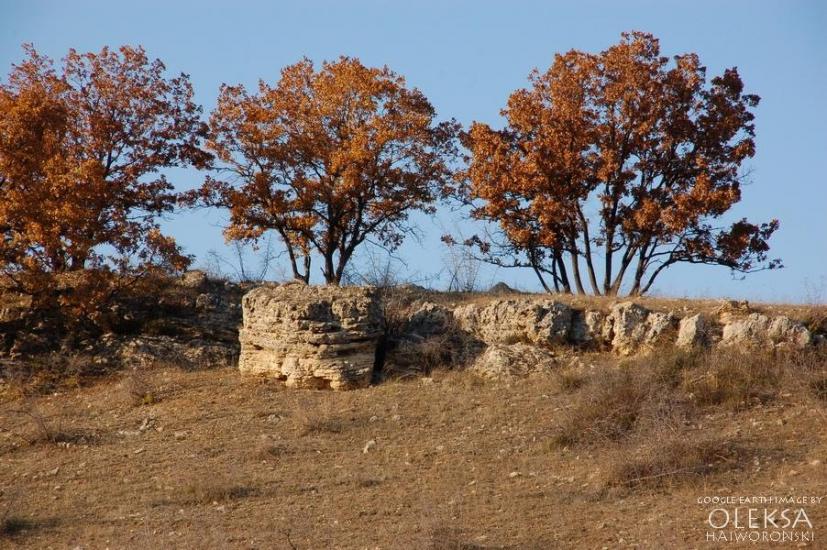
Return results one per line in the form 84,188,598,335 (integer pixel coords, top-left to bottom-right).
1,351,826,548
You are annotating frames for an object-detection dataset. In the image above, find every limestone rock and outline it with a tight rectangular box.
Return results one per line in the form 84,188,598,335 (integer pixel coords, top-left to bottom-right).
570,310,607,346
238,283,382,390
646,311,676,345
180,270,208,289
606,302,650,355
721,313,811,349
676,314,710,348
403,302,454,339
606,302,676,355
101,335,236,369
470,343,556,379
453,300,572,345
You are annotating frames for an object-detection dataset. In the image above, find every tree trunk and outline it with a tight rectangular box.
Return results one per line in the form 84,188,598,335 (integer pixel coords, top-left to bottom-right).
568,250,586,295
553,249,572,294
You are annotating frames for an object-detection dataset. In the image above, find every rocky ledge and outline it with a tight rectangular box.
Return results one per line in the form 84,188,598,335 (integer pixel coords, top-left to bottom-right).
239,285,825,389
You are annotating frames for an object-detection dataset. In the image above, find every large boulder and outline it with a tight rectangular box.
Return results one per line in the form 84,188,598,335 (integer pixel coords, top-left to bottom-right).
453,299,572,345
470,343,556,379
238,283,382,389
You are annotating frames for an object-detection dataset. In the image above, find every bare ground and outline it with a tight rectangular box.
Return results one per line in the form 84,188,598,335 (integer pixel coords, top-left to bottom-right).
1,351,826,549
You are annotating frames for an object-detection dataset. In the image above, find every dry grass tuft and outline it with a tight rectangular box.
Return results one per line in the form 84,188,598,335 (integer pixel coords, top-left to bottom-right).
0,515,35,537
554,367,654,446
6,404,99,447
178,481,256,505
427,526,485,550
681,348,785,409
606,434,747,489
554,367,586,393
121,370,158,406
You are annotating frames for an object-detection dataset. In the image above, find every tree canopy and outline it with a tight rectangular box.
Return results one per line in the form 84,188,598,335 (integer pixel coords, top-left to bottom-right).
0,44,207,323
459,32,779,296
194,57,459,285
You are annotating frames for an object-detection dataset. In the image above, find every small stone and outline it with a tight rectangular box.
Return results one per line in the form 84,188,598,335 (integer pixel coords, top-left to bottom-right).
809,460,822,467
133,447,146,455
508,471,521,478
369,415,378,423
47,467,59,476
173,431,187,441
362,439,376,454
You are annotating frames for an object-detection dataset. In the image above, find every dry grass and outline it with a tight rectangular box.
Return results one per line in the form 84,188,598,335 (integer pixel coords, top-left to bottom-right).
554,347,827,450
0,347,825,547
2,402,100,449
605,433,748,489
120,370,159,406
177,481,257,505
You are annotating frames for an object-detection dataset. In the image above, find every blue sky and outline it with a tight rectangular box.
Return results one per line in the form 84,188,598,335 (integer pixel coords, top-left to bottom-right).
2,1,825,302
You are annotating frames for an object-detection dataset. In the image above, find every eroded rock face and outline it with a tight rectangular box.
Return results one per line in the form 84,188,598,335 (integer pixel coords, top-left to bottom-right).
453,300,572,345
470,343,556,379
720,313,811,349
238,283,382,389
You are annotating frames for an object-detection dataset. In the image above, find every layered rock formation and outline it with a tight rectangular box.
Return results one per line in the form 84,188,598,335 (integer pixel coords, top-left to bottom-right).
238,283,382,389
237,284,822,389
453,299,572,345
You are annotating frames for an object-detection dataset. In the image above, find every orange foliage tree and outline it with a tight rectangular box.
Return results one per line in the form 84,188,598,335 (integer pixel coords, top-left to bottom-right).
193,57,458,285
459,32,780,296
0,45,208,324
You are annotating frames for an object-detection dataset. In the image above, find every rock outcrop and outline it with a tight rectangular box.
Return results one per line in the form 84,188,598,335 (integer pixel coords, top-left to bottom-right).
470,343,556,379
720,313,811,349
676,314,710,348
453,300,572,346
570,310,607,346
238,283,382,389
604,302,676,356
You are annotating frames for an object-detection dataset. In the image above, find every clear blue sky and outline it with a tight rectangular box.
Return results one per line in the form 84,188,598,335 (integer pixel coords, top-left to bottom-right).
2,1,825,302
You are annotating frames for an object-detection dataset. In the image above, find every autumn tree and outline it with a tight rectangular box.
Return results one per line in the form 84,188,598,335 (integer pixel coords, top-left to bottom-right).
0,44,207,325
459,32,780,296
195,57,458,285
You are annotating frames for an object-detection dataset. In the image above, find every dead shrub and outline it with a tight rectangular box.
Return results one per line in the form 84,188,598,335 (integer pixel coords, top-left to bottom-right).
554,368,652,446
427,527,484,550
606,434,746,489
296,398,347,436
6,404,99,447
811,377,827,402
178,481,256,505
376,287,483,380
2,352,108,397
555,367,586,393
121,371,158,406
0,491,32,538
681,349,784,409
